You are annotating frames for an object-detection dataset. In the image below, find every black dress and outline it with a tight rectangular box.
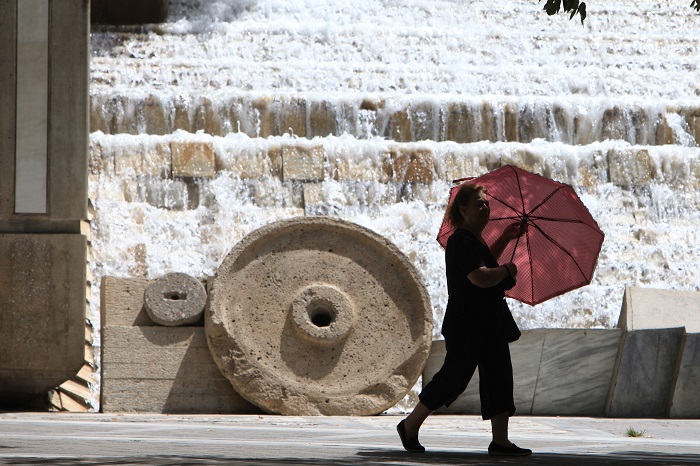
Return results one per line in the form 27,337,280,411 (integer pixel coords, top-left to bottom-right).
418,228,517,419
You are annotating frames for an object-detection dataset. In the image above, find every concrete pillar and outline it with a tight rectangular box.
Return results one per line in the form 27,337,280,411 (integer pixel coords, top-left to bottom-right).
0,0,88,406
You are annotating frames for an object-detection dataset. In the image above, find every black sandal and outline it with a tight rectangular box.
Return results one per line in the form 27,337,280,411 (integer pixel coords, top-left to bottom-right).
396,420,425,453
488,441,532,456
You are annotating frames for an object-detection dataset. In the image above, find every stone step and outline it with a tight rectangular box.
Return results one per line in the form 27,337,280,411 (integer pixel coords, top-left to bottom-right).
89,132,700,211
90,1,699,99
89,92,700,147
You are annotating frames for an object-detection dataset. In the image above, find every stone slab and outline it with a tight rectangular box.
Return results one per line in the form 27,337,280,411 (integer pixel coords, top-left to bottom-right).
282,143,325,181
532,329,621,416
101,276,155,327
607,327,685,418
670,333,700,418
618,286,700,333
171,141,215,178
101,326,260,414
0,234,86,403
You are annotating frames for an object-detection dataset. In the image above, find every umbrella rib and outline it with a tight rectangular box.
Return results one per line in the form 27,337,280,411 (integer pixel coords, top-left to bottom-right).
526,186,566,217
524,223,535,304
528,220,591,282
527,216,604,233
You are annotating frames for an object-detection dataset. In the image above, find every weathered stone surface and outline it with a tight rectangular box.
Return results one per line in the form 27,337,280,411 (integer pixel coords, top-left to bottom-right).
670,333,700,418
601,106,630,142
144,273,207,327
617,286,700,333
101,277,162,328
409,101,437,142
206,217,433,415
171,141,215,178
387,146,435,183
308,100,337,138
385,109,412,143
282,143,325,181
101,326,260,414
607,328,685,418
435,148,477,183
608,148,658,189
0,234,86,404
280,96,307,138
327,145,391,183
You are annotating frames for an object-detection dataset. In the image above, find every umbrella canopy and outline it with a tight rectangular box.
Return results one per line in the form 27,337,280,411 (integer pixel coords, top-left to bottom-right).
437,165,604,306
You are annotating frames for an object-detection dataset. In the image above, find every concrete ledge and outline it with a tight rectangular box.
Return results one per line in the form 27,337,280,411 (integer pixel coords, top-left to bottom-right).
618,286,700,332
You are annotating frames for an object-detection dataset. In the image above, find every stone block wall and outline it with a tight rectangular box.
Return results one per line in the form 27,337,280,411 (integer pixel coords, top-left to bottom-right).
100,277,261,414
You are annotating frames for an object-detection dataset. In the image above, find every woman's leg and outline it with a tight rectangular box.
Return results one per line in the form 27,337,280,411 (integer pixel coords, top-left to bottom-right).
399,337,477,445
403,401,432,438
490,411,511,446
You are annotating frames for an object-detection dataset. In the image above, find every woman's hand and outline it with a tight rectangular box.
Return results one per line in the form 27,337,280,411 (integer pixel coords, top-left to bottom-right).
504,262,518,279
490,222,527,259
501,221,527,242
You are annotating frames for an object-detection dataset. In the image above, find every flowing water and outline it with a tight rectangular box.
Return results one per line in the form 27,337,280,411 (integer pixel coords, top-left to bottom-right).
88,0,700,411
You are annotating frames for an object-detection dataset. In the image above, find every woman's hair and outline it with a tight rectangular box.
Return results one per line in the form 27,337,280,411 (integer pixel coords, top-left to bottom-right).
447,182,486,228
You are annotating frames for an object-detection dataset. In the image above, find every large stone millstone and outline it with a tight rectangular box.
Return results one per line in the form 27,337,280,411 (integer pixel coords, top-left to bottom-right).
205,217,433,415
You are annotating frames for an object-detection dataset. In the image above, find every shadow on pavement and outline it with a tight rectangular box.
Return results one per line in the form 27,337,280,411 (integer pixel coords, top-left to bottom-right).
4,450,700,465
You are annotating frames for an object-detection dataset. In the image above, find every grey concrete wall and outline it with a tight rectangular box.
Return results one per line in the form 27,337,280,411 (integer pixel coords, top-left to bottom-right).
671,333,700,418
607,327,685,418
100,277,261,414
0,234,86,404
0,0,88,229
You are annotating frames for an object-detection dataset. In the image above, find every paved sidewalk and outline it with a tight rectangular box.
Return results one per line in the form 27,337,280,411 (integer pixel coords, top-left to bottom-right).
0,413,699,465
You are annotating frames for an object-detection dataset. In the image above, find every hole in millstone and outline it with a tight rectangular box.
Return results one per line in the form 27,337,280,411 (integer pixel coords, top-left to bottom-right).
163,291,187,301
308,302,335,328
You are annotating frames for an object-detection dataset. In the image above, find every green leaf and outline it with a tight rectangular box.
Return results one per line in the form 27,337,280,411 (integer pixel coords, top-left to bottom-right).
580,3,587,24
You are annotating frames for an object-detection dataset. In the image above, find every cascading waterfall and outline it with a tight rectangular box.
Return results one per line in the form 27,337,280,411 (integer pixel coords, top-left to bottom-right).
88,0,700,411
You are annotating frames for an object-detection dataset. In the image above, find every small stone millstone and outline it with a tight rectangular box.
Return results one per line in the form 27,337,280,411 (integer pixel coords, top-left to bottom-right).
205,217,433,415
144,273,207,326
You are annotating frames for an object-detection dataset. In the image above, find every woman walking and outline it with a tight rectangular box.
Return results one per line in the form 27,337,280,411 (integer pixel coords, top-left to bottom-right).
397,182,531,457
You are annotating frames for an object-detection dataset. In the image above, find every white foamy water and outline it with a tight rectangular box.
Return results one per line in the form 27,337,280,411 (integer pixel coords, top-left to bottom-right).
88,0,700,411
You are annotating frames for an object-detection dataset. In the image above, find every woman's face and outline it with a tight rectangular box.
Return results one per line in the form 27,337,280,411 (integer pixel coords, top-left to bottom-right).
459,190,490,229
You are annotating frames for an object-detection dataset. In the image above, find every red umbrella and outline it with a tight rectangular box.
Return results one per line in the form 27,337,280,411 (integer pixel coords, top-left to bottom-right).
437,165,604,306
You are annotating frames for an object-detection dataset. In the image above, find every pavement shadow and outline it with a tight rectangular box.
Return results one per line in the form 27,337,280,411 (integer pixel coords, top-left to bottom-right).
357,449,700,465
4,450,700,465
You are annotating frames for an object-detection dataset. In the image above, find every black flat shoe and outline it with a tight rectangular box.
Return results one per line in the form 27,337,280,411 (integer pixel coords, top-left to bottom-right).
396,420,425,452
488,442,532,456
